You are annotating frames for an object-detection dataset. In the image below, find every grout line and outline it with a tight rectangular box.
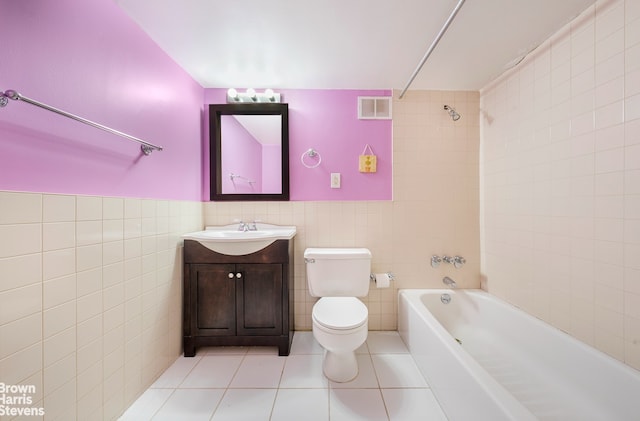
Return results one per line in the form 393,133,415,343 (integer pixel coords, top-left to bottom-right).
149,387,177,420
121,332,447,420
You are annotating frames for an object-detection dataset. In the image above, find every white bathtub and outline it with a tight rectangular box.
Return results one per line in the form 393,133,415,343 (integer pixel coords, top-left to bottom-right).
398,289,640,421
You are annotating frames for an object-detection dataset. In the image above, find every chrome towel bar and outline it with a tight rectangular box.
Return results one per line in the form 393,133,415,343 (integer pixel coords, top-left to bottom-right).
0,89,163,155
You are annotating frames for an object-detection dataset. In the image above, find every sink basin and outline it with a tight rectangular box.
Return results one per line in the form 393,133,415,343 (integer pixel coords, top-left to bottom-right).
182,223,296,255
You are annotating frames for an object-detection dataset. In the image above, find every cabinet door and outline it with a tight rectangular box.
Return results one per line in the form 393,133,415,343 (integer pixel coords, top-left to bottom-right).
236,264,283,336
192,264,237,336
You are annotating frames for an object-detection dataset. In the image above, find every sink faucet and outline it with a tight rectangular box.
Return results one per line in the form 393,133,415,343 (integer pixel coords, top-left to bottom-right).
443,276,457,289
237,220,258,231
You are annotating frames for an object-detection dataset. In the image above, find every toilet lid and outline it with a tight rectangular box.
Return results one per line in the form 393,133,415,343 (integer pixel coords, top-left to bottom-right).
313,297,368,330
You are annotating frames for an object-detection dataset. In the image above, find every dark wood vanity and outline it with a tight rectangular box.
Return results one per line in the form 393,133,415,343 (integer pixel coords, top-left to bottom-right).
182,239,294,356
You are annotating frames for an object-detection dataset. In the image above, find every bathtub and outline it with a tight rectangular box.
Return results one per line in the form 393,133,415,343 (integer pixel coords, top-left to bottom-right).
398,289,640,421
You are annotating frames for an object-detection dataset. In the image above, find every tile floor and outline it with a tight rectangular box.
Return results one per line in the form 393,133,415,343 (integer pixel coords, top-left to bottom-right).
119,331,448,421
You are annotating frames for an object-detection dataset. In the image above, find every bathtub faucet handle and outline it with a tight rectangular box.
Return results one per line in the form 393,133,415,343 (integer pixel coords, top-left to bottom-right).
453,256,466,269
430,255,442,268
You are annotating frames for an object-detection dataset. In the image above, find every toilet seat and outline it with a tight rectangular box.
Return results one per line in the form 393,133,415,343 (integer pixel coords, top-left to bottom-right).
312,297,368,330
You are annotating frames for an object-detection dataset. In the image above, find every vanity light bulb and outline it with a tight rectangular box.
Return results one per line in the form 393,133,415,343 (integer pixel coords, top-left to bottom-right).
246,88,256,100
264,88,275,100
227,88,238,99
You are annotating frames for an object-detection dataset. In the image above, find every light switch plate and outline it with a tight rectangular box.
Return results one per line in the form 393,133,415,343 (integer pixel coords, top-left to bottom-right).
331,173,341,188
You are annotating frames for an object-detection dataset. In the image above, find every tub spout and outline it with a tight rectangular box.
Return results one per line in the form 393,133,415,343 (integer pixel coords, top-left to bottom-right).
443,276,457,289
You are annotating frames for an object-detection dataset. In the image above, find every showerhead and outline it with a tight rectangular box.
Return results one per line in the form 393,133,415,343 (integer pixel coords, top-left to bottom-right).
444,105,461,121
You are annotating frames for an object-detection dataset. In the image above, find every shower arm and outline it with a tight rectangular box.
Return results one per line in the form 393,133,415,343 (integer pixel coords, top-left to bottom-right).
398,0,467,99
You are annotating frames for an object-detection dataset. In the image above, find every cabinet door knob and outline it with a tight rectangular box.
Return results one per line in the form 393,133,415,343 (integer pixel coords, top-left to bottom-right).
236,273,242,279
228,273,234,279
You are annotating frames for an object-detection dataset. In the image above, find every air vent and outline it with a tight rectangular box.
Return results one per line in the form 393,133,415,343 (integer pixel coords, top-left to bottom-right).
358,97,392,120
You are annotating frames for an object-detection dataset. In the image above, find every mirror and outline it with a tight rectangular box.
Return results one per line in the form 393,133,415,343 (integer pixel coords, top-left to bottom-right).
209,103,289,201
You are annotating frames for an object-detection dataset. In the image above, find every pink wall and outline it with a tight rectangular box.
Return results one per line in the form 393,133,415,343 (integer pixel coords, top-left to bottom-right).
0,0,204,200
204,89,393,201
0,0,392,202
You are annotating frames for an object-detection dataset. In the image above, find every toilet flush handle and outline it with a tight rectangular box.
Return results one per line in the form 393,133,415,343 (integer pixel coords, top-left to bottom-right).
305,258,315,263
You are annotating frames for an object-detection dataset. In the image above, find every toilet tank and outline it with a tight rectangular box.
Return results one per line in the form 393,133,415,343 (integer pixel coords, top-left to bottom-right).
304,248,372,297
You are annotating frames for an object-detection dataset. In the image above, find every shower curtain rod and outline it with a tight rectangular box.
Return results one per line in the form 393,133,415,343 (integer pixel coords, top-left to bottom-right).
398,0,467,99
0,89,163,155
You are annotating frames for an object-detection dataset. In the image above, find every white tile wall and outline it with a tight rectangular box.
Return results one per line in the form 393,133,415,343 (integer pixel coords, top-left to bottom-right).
0,192,202,420
481,0,640,370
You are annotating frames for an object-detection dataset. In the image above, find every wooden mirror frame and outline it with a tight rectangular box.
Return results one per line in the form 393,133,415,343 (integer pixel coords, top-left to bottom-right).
209,103,289,201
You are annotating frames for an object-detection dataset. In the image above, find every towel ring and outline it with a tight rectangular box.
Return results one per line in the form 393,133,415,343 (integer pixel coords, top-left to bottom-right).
301,148,322,169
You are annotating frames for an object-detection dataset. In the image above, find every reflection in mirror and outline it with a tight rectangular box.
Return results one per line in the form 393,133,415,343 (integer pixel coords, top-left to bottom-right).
210,103,289,201
221,115,282,194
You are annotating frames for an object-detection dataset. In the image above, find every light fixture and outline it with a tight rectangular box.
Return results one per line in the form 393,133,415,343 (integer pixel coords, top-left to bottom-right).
227,88,238,101
264,88,275,100
226,88,282,103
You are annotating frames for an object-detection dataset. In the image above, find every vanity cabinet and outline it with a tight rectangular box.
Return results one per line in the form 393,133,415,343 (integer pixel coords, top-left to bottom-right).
183,239,294,356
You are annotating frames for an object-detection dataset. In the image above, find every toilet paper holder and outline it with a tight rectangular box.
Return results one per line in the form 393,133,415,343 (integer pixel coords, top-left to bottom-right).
370,273,394,282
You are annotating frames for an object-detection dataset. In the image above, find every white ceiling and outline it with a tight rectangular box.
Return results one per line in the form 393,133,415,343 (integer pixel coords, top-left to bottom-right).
116,0,596,92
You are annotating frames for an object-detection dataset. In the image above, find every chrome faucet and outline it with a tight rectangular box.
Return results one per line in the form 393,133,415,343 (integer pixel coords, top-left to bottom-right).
436,255,466,269
237,220,258,231
453,256,466,269
443,276,457,289
431,255,442,268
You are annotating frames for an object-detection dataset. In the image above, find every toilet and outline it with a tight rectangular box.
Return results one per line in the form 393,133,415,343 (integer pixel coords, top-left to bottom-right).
304,247,372,382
